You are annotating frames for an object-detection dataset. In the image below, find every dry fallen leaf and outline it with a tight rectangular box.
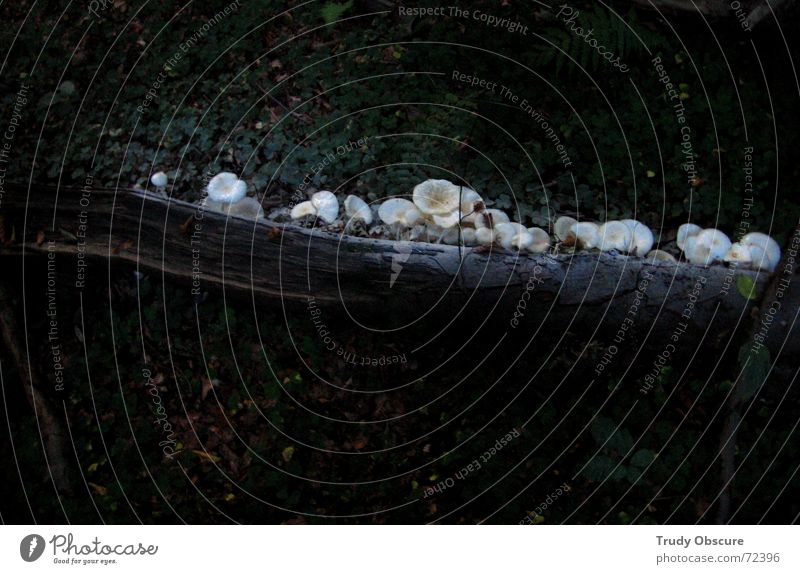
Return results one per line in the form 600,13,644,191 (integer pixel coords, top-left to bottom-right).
88,482,108,496
192,450,221,463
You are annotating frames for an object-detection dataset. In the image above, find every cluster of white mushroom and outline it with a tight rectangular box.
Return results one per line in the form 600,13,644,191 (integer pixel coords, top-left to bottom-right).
152,172,781,273
552,216,656,258
286,178,782,271
151,171,267,219
677,223,781,272
291,179,552,252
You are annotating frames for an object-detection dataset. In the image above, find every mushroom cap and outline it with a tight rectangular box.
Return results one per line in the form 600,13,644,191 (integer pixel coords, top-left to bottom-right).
412,179,462,215
498,230,533,251
526,227,551,253
475,227,496,246
457,188,484,223
677,223,702,251
225,196,265,219
290,200,317,220
150,171,168,187
378,198,422,226
685,228,731,265
207,172,247,204
474,209,511,229
311,190,339,224
621,219,654,257
432,211,463,229
570,222,600,249
747,245,771,271
741,232,780,271
555,216,578,241
646,249,677,263
598,221,633,252
724,242,754,265
495,223,532,251
494,222,528,242
344,195,373,225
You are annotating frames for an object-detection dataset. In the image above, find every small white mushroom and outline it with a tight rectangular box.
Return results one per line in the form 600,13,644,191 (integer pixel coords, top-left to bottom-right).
526,227,551,253
495,222,531,251
379,198,423,239
741,232,781,272
456,187,485,224
207,172,247,204
474,209,511,229
290,190,340,224
475,227,497,246
569,222,601,249
598,221,633,252
412,179,461,215
554,216,578,242
724,242,756,267
150,171,168,188
344,195,373,225
432,210,463,229
508,232,535,251
311,190,339,224
290,201,317,219
223,197,265,220
677,223,702,251
621,219,654,257
683,228,731,265
646,249,677,263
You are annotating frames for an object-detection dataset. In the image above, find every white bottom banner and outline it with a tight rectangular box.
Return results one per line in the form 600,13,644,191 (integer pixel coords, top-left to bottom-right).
1,526,797,573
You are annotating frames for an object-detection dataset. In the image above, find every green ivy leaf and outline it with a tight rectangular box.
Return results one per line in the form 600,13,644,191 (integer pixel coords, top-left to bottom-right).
736,274,758,300
320,1,353,24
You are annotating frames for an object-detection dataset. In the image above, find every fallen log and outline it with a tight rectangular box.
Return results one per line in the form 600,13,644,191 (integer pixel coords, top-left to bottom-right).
0,182,797,358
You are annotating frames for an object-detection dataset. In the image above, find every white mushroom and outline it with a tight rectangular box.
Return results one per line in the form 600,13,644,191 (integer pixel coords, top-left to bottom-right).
509,232,535,251
646,249,677,263
432,211,463,229
683,228,731,265
475,227,497,246
207,172,247,204
290,201,317,219
554,216,578,242
495,222,532,251
598,221,633,252
526,227,551,253
621,219,654,257
150,171,168,188
311,191,339,224
379,198,423,239
677,223,702,251
412,179,461,215
344,195,373,225
724,242,756,267
474,209,511,229
223,197,265,220
456,187,485,224
569,222,601,249
741,232,781,272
